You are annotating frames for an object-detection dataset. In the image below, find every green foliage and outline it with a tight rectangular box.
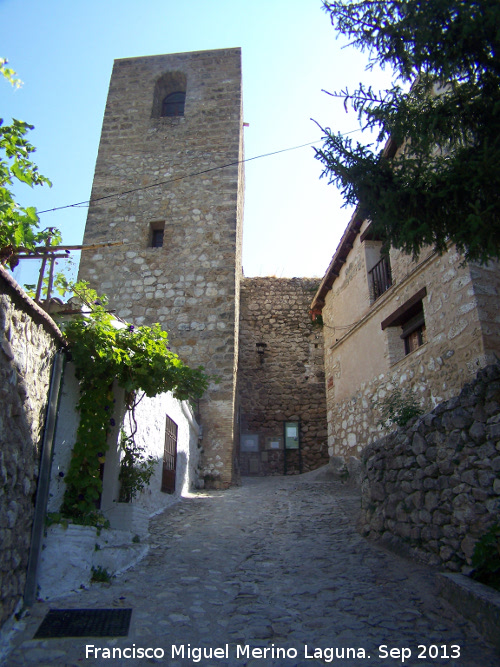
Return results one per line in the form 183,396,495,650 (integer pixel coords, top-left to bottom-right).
58,282,208,524
378,387,423,428
312,313,324,327
1,59,59,265
315,1,500,264
24,258,76,300
45,512,68,529
118,431,156,502
0,58,22,88
90,566,111,583
471,523,500,591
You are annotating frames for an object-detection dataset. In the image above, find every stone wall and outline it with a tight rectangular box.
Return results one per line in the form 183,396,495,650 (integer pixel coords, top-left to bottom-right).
359,364,500,572
0,267,63,628
471,261,500,361
78,49,244,488
321,227,500,460
238,277,328,475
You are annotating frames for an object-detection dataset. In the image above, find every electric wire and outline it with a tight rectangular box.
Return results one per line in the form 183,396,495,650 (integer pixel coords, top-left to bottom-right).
37,126,364,216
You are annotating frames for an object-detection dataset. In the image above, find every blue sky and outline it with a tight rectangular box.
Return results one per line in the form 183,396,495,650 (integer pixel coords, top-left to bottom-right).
2,0,392,286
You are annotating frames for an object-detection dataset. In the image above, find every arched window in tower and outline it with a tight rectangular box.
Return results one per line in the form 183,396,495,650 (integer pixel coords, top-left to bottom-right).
152,72,187,119
161,91,186,117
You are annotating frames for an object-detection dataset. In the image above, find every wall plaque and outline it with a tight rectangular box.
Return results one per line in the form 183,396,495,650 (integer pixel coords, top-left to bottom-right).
284,422,299,449
241,434,259,452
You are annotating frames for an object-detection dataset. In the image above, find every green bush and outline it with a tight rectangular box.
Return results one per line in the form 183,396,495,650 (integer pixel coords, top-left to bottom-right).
378,387,423,428
471,523,500,591
57,281,208,526
90,566,111,583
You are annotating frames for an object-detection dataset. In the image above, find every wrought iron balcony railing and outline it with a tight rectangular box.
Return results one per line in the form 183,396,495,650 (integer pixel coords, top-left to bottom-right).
368,255,392,301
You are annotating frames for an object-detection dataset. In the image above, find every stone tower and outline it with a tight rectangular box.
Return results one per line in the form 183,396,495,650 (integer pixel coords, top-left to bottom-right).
78,48,244,487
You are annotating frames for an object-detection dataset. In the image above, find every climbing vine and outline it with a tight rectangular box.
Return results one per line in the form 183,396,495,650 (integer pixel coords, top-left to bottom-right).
118,430,156,503
58,282,208,525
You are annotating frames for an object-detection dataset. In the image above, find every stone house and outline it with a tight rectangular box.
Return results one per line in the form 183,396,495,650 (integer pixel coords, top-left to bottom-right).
310,207,500,463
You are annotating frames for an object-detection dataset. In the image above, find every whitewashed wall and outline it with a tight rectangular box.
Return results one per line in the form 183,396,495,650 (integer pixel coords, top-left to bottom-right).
47,363,80,513
111,390,201,520
48,362,201,522
40,364,201,599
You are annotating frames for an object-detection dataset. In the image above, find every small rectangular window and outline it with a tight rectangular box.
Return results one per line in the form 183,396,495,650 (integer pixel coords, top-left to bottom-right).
381,287,427,361
401,308,426,354
151,229,164,247
149,221,165,248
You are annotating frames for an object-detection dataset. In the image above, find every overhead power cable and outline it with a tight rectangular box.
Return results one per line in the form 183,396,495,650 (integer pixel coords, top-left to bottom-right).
38,126,363,216
38,140,321,215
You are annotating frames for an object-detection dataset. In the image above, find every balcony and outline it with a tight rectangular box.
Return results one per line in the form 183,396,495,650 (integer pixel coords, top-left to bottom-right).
368,255,392,301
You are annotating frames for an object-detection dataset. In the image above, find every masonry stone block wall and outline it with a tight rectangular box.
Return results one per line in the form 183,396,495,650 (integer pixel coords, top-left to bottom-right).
78,49,244,488
470,261,500,362
0,267,63,628
360,364,500,572
238,277,328,475
319,218,500,460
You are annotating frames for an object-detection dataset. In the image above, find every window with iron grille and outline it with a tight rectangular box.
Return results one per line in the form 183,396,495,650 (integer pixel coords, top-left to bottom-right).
362,226,393,303
401,308,427,355
368,255,392,301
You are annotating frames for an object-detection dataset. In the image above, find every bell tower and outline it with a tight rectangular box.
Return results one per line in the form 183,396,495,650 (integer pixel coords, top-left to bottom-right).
78,48,244,487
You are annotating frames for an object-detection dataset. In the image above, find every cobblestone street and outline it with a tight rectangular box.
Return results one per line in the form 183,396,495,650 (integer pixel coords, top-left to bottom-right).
3,474,499,666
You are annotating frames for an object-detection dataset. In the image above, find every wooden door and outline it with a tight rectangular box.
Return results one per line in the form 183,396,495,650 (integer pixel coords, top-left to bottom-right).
161,415,178,493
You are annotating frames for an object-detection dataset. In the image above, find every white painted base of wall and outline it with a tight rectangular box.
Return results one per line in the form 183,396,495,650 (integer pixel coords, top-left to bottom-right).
37,524,148,601
104,503,149,537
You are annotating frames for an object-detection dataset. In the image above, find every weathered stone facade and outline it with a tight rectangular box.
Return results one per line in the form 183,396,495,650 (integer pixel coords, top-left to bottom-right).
238,278,328,475
359,363,500,572
78,49,244,488
0,267,63,627
312,211,500,460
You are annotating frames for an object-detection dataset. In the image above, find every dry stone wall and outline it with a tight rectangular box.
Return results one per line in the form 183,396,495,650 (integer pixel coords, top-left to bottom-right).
78,49,244,488
0,268,63,628
238,277,328,475
359,363,500,572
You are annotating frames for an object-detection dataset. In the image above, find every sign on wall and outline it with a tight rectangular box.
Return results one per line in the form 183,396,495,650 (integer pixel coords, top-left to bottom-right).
241,434,259,452
284,422,299,449
265,436,283,450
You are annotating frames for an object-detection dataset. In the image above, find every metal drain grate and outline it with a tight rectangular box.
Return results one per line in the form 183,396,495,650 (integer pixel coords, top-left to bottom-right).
34,608,132,638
